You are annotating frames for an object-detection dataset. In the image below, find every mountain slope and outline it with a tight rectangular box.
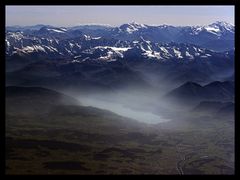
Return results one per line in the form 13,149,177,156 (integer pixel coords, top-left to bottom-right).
6,86,80,115
164,81,234,107
192,101,234,119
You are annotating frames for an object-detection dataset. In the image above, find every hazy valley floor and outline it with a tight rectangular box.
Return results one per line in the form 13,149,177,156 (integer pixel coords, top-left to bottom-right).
6,92,234,174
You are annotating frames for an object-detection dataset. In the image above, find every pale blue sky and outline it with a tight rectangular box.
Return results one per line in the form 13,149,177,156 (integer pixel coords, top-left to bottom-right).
6,6,234,27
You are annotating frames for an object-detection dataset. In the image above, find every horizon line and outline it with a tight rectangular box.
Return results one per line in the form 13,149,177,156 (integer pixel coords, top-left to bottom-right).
6,20,235,28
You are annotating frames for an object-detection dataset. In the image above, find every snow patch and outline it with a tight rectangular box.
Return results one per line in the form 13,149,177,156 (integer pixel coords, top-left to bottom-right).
84,35,91,40
173,48,183,58
43,45,58,52
160,47,169,54
94,46,131,52
69,42,74,48
22,46,35,52
47,28,66,33
205,26,220,32
33,45,45,52
5,40,10,47
74,55,81,59
92,37,101,40
185,51,194,59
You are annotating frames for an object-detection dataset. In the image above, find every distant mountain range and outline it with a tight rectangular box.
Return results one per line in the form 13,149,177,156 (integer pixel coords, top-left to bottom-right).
6,21,234,62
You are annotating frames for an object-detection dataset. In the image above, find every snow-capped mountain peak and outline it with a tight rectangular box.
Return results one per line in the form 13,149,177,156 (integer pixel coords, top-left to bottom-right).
208,21,234,32
204,21,234,35
190,21,234,36
128,22,147,28
119,22,147,34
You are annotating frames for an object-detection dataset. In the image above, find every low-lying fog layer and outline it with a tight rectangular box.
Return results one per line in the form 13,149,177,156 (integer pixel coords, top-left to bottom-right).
77,95,171,124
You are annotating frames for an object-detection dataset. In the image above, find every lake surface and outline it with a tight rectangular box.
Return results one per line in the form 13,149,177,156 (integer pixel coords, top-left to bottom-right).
78,97,171,124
